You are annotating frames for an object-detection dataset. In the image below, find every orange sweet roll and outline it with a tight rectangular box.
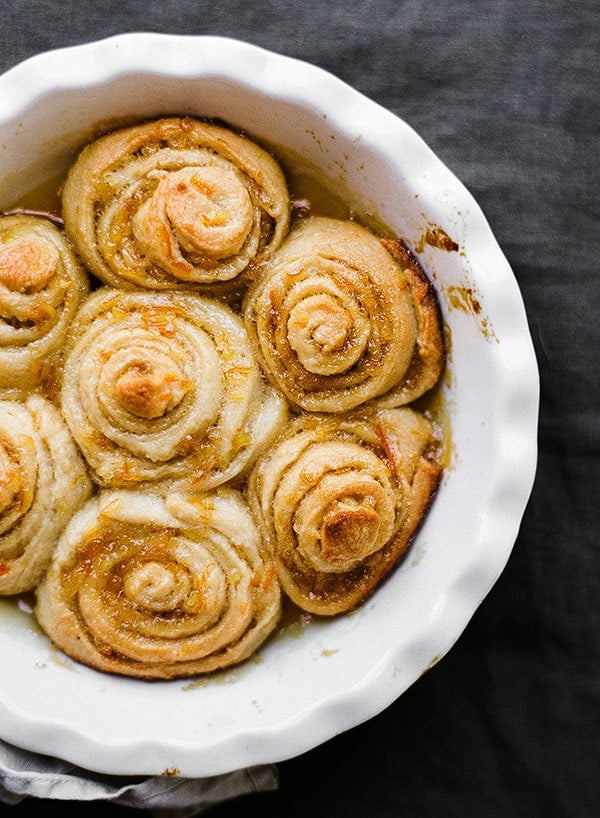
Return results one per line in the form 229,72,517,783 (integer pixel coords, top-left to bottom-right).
34,487,281,679
61,117,291,299
59,288,288,491
0,394,92,595
246,405,443,616
242,215,445,413
0,214,89,396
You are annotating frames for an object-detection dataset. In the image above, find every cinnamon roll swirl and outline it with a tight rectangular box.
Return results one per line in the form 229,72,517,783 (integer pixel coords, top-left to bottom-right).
61,117,290,296
0,394,93,595
0,214,89,396
59,288,288,489
242,216,444,412
34,488,281,679
246,406,442,615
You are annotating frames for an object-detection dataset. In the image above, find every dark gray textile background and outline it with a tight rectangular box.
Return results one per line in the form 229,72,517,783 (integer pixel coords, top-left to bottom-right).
1,1,598,816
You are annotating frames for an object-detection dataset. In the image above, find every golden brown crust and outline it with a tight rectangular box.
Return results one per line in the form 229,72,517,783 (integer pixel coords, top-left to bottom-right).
61,117,291,298
243,217,445,413
0,214,89,396
34,488,281,679
377,237,446,406
0,395,93,595
246,405,442,615
243,216,424,413
59,287,288,490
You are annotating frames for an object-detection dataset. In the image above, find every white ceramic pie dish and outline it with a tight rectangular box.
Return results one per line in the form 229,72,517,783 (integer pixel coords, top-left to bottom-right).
0,33,539,777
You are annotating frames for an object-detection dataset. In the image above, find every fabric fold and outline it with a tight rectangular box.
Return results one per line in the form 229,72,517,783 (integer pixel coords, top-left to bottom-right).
0,738,278,815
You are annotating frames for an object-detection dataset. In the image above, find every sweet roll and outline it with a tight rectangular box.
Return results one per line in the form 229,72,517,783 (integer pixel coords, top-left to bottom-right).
242,216,444,412
0,214,89,396
59,288,288,489
0,394,93,595
34,487,281,678
61,117,291,296
246,405,442,615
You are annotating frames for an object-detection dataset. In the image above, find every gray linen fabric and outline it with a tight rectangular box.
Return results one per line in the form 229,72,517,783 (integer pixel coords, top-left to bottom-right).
0,739,277,813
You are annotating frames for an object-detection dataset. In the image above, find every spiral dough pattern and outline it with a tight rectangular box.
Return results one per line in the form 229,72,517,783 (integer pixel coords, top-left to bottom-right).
0,214,89,396
243,216,445,412
61,117,290,296
247,406,443,615
59,288,288,489
34,488,281,679
0,395,93,595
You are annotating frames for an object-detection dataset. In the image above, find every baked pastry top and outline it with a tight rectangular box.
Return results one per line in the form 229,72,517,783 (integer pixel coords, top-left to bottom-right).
0,394,92,595
61,116,291,298
247,405,442,615
59,287,288,491
35,487,281,679
0,213,89,397
243,215,444,412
